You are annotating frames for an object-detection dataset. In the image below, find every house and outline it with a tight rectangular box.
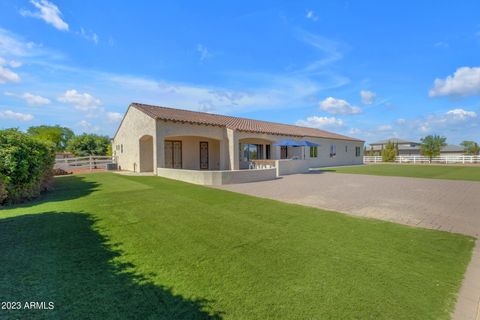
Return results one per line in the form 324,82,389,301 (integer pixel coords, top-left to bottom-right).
113,103,364,185
368,138,465,156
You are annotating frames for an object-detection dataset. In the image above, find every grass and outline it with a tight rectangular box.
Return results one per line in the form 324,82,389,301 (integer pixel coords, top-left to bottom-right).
0,173,475,319
323,163,480,181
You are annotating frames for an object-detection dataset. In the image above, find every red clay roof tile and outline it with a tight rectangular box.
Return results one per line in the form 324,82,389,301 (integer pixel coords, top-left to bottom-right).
132,102,363,142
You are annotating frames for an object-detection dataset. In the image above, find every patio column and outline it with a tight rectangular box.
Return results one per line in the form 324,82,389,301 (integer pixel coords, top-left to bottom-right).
226,128,239,170
155,121,165,172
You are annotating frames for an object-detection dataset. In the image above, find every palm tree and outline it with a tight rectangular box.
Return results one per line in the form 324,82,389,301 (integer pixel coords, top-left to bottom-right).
420,135,447,163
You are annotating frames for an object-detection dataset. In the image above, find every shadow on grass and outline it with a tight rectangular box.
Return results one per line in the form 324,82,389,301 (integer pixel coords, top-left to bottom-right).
3,175,100,209
304,169,333,174
0,212,222,319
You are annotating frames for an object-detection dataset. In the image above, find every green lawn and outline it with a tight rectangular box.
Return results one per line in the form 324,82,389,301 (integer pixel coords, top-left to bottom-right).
0,173,475,319
324,163,480,181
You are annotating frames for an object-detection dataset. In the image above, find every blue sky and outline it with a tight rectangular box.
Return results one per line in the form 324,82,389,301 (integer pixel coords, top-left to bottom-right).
0,0,479,144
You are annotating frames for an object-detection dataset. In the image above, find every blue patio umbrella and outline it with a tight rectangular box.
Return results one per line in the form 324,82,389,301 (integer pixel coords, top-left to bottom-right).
272,139,304,147
272,140,320,147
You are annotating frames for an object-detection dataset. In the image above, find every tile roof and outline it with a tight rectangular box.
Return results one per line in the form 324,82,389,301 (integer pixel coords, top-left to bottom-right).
132,103,363,142
370,138,418,145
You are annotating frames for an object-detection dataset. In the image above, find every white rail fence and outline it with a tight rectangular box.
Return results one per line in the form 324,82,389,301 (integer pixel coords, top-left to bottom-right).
364,155,480,164
54,156,115,171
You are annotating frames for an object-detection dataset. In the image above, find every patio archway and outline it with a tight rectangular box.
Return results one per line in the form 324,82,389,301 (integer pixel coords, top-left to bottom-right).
139,135,154,172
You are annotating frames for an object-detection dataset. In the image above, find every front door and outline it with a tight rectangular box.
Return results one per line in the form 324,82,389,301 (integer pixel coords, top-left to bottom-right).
200,141,209,170
164,140,182,168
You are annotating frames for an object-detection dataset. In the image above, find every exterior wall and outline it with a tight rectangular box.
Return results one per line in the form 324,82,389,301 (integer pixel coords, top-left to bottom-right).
236,131,363,166
113,107,156,172
165,136,220,170
156,121,228,169
139,135,154,172
157,168,277,185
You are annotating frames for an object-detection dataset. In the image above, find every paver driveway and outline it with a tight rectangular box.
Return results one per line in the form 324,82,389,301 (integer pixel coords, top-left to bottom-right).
217,171,480,237
217,171,480,320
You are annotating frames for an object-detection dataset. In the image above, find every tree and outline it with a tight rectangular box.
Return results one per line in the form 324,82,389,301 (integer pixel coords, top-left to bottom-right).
420,135,447,163
27,125,74,152
67,133,111,156
381,141,397,162
460,141,479,155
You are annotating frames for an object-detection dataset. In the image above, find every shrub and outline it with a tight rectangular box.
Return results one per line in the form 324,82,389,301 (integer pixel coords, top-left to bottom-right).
381,141,397,162
0,129,55,205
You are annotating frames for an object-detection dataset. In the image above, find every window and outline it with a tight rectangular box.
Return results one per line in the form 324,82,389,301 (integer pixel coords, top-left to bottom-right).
355,146,361,157
309,146,318,158
242,144,263,161
345,145,348,152
266,144,271,159
330,144,336,158
121,144,123,153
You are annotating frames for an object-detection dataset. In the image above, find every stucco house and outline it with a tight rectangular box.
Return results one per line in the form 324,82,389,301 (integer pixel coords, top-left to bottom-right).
113,103,364,185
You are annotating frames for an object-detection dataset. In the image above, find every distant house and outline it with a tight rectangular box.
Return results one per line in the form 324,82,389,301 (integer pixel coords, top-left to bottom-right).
112,103,364,185
368,138,465,156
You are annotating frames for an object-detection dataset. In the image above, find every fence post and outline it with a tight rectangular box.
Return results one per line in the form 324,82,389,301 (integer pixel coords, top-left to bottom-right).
89,155,92,171
413,156,416,164
462,155,465,164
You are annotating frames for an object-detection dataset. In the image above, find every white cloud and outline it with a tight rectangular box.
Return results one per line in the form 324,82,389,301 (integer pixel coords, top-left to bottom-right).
445,108,477,120
429,67,480,97
0,110,33,121
360,90,376,105
319,97,362,115
21,92,51,106
58,89,101,111
295,116,344,129
79,28,99,44
378,124,392,131
196,44,212,61
305,10,319,21
78,120,100,133
20,0,69,31
0,66,21,84
296,30,344,71
106,112,123,122
0,56,22,84
107,74,315,114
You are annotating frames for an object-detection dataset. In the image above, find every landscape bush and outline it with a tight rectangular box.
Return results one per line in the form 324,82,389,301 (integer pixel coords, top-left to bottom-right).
0,129,55,205
381,141,397,162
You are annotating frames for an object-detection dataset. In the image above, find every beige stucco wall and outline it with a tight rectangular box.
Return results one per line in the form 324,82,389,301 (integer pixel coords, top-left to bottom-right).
157,167,277,185
113,107,156,172
166,136,220,170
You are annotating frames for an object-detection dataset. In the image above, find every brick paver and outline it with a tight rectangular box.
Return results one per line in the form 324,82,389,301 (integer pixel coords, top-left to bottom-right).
216,171,480,320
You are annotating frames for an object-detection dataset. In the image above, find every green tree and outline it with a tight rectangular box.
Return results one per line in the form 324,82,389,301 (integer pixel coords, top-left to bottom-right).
27,125,74,152
67,134,111,156
420,135,447,163
460,141,478,155
381,141,397,162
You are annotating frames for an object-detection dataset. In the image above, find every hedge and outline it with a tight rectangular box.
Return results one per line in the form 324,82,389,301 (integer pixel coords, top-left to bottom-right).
0,129,55,205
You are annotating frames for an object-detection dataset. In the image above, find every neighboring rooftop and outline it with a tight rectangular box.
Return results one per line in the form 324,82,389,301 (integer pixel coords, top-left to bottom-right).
370,138,418,145
132,102,363,142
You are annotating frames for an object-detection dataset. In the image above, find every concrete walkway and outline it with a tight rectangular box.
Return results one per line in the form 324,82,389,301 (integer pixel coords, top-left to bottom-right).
216,171,480,320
